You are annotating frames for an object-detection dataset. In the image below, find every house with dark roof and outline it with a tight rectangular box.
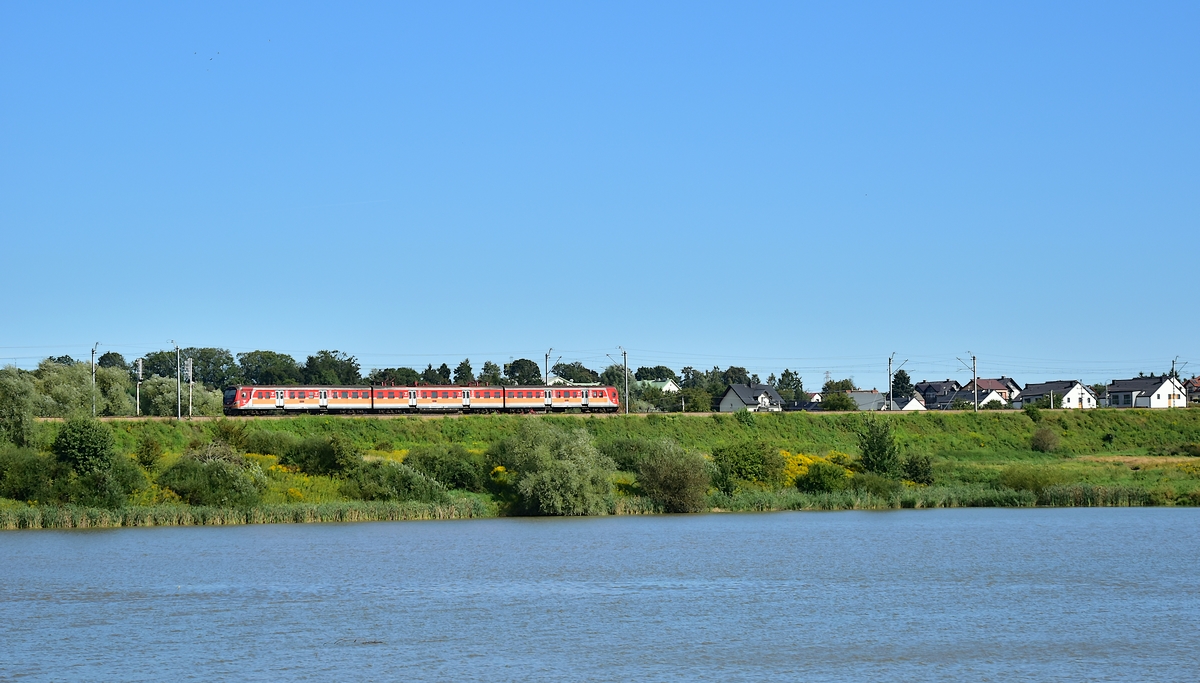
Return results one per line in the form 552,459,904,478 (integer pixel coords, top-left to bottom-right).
963,377,1021,402
1186,377,1200,405
891,395,926,411
718,384,784,413
928,388,1008,410
915,380,961,407
1014,380,1096,410
1106,376,1188,409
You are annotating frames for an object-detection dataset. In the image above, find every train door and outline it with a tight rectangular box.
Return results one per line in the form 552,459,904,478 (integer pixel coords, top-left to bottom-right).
275,389,285,408
543,389,552,408
462,389,471,409
319,390,328,408
581,389,589,407
408,390,417,409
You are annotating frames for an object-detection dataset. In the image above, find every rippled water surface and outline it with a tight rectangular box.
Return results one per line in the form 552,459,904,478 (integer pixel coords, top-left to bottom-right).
2,508,1199,681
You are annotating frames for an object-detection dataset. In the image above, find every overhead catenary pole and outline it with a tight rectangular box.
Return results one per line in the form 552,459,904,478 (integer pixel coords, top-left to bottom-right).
135,358,143,417
91,342,100,416
973,355,978,413
621,346,628,415
173,341,181,421
187,357,194,418
545,348,553,385
887,353,908,411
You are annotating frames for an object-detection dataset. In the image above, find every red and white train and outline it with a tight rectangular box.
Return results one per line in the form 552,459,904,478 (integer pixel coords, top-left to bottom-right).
222,384,621,415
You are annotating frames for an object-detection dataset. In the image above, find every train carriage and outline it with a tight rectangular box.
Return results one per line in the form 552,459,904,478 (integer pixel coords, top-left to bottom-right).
224,383,620,415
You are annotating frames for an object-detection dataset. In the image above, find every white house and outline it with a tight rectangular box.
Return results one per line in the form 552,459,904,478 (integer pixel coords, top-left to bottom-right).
1014,381,1096,410
719,384,784,413
890,395,926,411
1106,376,1188,409
930,389,1008,410
637,379,680,394
807,391,822,403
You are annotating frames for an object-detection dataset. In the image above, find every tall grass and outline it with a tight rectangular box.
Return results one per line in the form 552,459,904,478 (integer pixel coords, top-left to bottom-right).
0,497,496,530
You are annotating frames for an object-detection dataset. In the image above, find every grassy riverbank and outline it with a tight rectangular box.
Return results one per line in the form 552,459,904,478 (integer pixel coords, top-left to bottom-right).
3,410,1199,529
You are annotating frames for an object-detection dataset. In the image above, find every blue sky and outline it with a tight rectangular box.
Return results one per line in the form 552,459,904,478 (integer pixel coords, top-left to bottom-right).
2,2,1196,389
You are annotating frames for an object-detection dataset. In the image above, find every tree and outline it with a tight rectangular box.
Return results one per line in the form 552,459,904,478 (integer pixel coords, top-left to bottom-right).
634,366,679,383
636,440,710,512
711,441,786,494
777,369,804,395
820,392,857,411
554,362,600,384
302,350,361,385
0,368,38,446
368,367,420,385
140,376,222,416
181,348,241,388
505,358,542,385
678,387,712,412
48,355,75,365
421,364,451,384
600,364,635,404
722,366,750,387
142,350,179,379
237,350,302,385
453,359,474,385
30,360,131,417
52,417,116,473
97,351,127,369
823,377,857,393
891,369,914,399
857,416,901,478
492,421,615,516
478,361,505,386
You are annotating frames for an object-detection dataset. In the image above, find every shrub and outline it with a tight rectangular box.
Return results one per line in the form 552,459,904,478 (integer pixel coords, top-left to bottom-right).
998,464,1066,495
134,435,164,469
711,440,786,494
1031,427,1060,453
857,416,901,478
0,446,55,502
405,444,487,492
65,455,146,508
282,435,362,475
157,458,264,507
243,429,301,457
902,453,934,485
981,400,1007,410
52,417,116,473
794,461,850,493
1023,404,1043,423
636,440,710,513
734,409,757,427
847,472,902,497
820,393,857,411
598,437,659,471
340,461,449,503
492,421,615,516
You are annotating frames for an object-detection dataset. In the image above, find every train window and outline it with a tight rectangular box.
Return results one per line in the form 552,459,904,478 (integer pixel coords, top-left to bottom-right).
507,392,514,398
388,392,395,399
420,391,427,398
350,391,357,398
442,391,449,398
288,391,295,399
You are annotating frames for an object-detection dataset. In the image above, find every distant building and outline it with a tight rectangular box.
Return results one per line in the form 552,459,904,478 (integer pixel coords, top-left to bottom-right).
636,379,680,394
1106,376,1188,409
890,395,927,411
963,377,1022,402
1186,377,1200,405
847,390,888,411
719,384,784,413
807,391,823,403
929,388,1008,410
915,380,962,408
1014,381,1097,410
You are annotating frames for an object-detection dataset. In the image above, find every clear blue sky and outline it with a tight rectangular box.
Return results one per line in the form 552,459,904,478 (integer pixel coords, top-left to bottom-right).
2,2,1196,389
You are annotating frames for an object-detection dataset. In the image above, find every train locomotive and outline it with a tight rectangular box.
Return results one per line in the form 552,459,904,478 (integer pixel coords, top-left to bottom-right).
222,384,620,415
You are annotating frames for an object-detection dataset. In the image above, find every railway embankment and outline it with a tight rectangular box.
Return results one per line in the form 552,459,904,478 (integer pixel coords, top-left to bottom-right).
3,410,1200,529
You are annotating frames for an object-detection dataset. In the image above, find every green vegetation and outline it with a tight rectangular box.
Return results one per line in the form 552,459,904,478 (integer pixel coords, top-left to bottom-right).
2,409,1200,529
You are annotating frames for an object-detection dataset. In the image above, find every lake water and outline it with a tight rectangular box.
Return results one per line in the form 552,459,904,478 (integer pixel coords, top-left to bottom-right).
2,508,1198,681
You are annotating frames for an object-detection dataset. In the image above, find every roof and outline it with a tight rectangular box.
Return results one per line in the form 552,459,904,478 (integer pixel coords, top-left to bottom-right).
723,383,784,406
1107,376,1177,393
916,380,961,394
1021,380,1088,398
847,390,887,411
637,379,679,391
929,389,1005,409
970,378,1014,392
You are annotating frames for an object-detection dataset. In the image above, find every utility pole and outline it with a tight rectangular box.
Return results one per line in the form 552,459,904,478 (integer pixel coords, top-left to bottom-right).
135,358,143,417
187,357,194,418
886,353,908,411
90,340,99,415
973,355,978,414
544,348,553,385
173,341,181,421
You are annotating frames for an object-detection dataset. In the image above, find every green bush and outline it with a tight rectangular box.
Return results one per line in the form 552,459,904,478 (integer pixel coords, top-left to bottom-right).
848,472,902,497
65,455,146,508
998,464,1065,495
134,435,164,469
902,453,934,485
820,393,857,411
1023,404,1043,422
794,461,850,493
636,440,710,513
492,421,615,516
339,461,449,503
52,417,116,472
0,446,55,502
157,457,265,507
282,435,362,475
857,416,901,477
711,440,786,494
243,429,301,457
1031,427,1060,453
404,444,487,492
598,437,659,471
